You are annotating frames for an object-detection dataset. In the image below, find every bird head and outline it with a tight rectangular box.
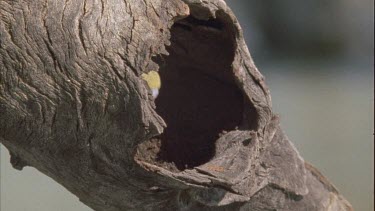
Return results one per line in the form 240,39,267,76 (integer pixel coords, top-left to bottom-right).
141,70,161,99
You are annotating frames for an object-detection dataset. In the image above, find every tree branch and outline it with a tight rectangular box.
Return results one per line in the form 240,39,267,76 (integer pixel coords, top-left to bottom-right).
0,0,352,210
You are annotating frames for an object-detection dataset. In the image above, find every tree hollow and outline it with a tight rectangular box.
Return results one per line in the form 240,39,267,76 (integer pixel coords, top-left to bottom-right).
139,14,258,171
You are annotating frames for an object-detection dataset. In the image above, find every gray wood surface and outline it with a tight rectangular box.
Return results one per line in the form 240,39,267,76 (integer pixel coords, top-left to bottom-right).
0,0,353,210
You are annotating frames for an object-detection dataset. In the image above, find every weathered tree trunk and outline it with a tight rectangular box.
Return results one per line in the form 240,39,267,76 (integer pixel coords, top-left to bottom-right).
0,0,352,210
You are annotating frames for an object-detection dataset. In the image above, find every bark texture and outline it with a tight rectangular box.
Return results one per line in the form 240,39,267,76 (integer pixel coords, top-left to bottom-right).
0,0,352,210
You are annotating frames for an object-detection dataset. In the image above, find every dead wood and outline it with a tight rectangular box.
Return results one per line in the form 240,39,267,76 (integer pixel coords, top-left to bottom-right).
0,0,352,210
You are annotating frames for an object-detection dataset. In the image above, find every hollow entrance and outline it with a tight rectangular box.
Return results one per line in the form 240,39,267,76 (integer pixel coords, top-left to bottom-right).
142,14,257,171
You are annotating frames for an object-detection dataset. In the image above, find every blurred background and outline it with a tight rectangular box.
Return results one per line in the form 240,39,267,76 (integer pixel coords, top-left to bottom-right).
1,0,373,210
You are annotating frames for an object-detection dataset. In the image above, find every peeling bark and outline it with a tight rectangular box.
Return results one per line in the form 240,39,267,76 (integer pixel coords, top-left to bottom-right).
0,0,352,210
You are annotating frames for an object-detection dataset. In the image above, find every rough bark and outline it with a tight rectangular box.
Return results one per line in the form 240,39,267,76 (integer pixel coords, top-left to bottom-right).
0,0,352,210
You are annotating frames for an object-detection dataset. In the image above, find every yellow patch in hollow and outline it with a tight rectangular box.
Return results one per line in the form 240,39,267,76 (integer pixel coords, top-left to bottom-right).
141,70,161,90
